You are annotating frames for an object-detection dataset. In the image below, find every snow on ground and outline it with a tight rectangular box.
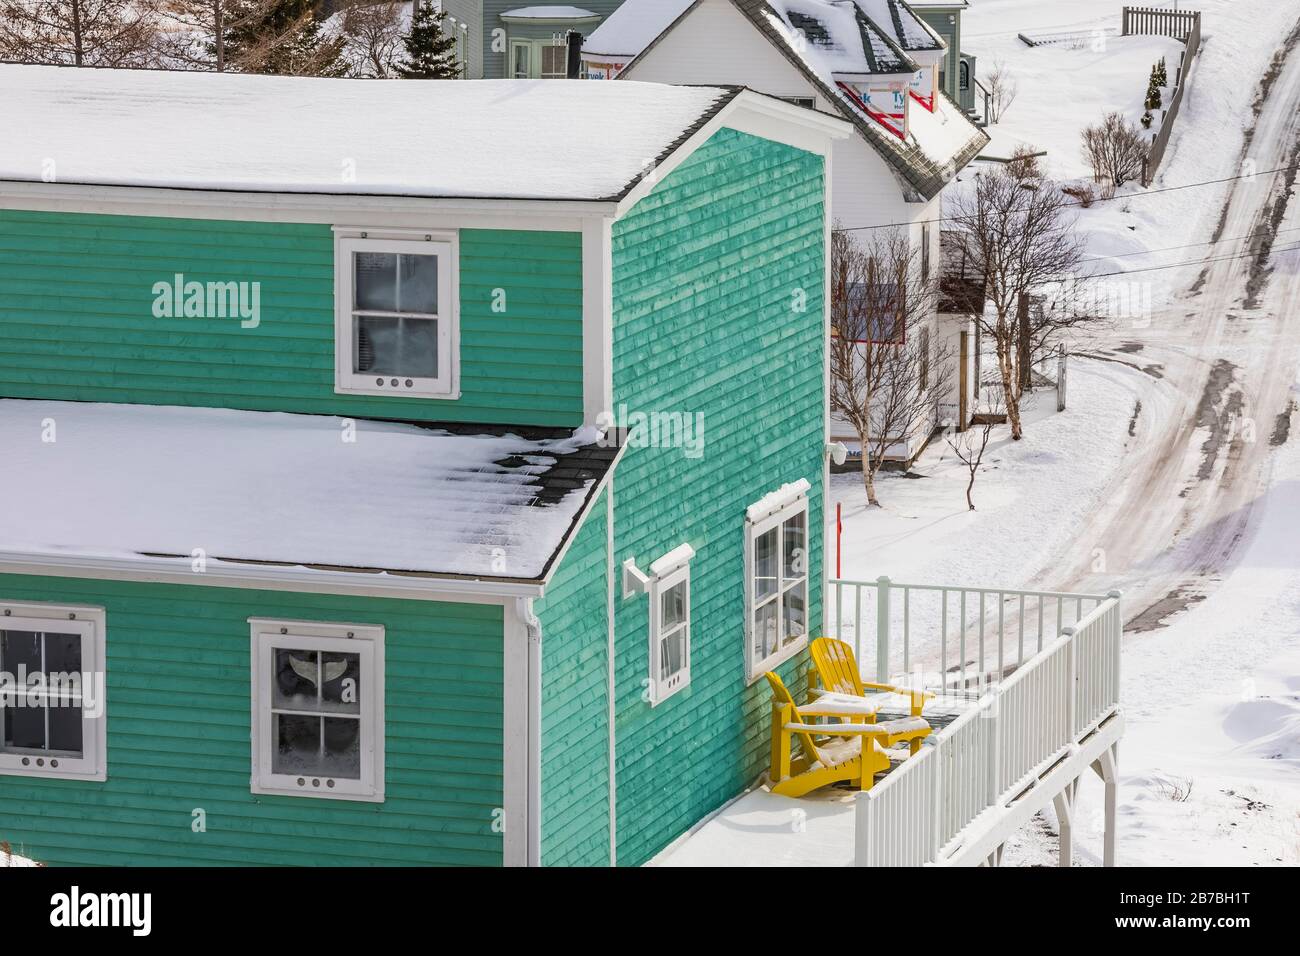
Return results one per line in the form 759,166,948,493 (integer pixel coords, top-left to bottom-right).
827,357,1172,668
978,34,1184,177
1,846,38,867
960,0,1300,279
1005,416,1300,867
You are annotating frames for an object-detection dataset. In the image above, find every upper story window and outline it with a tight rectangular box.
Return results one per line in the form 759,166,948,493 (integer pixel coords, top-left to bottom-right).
648,550,692,705
0,602,107,781
745,491,810,681
334,232,459,399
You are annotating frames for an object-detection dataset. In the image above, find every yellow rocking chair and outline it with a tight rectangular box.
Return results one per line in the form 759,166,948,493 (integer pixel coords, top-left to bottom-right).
764,672,930,796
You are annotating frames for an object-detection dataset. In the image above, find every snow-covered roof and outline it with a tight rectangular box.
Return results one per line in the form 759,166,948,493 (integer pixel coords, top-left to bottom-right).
501,5,600,19
0,64,737,201
583,0,696,58
770,0,917,77
0,400,616,581
609,0,986,198
855,0,945,55
741,0,986,197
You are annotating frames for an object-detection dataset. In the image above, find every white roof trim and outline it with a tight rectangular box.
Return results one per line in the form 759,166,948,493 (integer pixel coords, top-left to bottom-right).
0,550,542,602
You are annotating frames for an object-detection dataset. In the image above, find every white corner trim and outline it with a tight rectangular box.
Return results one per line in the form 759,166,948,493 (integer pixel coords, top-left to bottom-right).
582,216,615,427
605,479,617,867
502,598,530,867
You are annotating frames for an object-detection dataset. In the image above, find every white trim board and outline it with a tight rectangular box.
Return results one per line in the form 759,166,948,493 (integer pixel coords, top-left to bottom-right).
0,550,540,603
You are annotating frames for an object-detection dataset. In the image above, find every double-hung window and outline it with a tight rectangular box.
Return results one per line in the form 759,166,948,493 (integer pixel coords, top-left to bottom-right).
647,547,692,705
0,602,107,781
250,619,384,802
745,491,810,681
335,232,458,398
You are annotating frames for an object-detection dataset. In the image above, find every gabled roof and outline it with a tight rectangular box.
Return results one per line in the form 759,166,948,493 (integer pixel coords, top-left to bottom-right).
781,0,918,76
620,0,988,200
0,64,739,202
583,0,696,57
0,400,618,584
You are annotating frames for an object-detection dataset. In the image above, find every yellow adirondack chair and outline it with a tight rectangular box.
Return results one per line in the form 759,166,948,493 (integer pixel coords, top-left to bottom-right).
764,672,930,796
810,637,934,754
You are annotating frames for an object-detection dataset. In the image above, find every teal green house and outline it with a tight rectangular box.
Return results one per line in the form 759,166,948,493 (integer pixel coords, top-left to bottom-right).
0,65,848,866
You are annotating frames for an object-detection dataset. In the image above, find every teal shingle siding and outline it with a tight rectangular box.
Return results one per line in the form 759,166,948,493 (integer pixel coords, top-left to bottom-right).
609,127,826,866
0,575,505,866
536,489,611,866
0,210,584,427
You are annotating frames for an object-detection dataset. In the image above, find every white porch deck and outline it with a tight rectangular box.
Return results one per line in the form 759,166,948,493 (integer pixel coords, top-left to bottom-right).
658,580,1125,867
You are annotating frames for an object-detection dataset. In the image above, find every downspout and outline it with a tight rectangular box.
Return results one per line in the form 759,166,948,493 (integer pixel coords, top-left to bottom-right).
515,596,542,867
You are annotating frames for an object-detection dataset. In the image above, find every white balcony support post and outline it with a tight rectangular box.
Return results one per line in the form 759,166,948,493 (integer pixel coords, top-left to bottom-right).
1054,779,1075,868
875,575,891,681
1092,741,1119,867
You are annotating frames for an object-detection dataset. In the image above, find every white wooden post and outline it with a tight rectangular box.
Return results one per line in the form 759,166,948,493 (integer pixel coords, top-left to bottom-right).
875,576,891,681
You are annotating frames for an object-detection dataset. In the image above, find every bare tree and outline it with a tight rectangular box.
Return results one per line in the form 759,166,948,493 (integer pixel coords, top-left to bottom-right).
830,227,951,506
948,170,1090,440
986,58,1017,124
339,0,405,78
1081,112,1148,194
947,387,1001,510
156,0,226,69
0,0,163,66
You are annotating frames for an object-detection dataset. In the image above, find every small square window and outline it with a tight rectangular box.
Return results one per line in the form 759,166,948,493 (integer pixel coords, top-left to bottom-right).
745,493,810,681
335,234,458,399
250,619,384,802
648,559,691,706
0,603,107,781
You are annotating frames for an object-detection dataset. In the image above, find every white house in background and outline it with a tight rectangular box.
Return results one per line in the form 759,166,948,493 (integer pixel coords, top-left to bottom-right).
582,0,990,460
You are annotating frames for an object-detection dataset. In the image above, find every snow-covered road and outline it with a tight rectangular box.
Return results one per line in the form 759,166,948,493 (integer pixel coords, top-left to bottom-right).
1039,15,1300,629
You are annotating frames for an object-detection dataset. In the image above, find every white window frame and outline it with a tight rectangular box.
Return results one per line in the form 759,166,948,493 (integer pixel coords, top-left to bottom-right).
510,37,567,78
744,494,811,682
647,558,691,706
249,618,385,803
333,231,460,400
0,601,107,781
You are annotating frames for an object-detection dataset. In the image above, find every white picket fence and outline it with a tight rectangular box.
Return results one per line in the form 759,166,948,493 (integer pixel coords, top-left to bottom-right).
842,584,1123,866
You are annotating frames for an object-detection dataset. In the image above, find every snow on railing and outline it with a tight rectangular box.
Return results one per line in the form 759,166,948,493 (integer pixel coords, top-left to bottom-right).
848,588,1122,867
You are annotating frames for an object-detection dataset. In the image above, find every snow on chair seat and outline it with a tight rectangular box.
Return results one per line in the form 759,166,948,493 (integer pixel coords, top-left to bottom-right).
763,672,931,797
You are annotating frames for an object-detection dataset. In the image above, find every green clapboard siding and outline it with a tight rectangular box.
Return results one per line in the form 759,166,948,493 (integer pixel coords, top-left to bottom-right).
609,128,826,866
0,210,583,427
0,574,505,867
536,489,611,866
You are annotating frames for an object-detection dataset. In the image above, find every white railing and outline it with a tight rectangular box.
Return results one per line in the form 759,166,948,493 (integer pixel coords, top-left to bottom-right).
852,591,1122,867
829,576,1116,689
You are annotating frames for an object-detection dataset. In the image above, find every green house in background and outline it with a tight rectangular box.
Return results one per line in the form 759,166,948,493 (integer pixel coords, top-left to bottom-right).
438,0,627,78
909,0,982,121
0,65,848,866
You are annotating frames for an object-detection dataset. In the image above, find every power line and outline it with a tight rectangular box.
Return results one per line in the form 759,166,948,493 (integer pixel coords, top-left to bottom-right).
832,162,1300,234
1079,224,1300,261
1080,239,1300,280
